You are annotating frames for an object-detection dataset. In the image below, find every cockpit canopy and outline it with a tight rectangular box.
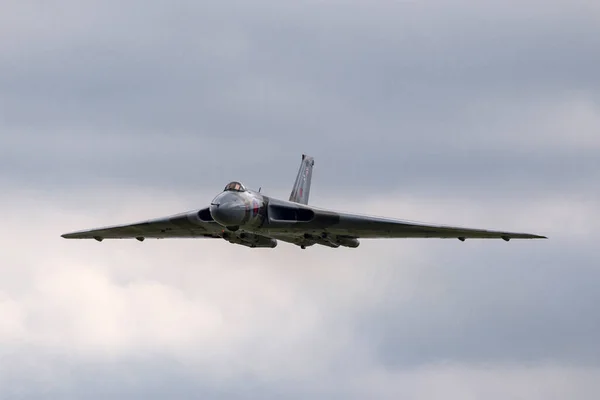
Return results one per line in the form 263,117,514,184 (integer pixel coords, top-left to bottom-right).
223,181,246,192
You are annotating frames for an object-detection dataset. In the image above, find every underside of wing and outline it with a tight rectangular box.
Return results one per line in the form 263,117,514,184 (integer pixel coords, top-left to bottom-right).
61,208,222,240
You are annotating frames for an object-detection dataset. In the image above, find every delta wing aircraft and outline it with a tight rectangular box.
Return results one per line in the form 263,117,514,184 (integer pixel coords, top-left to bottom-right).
62,155,546,248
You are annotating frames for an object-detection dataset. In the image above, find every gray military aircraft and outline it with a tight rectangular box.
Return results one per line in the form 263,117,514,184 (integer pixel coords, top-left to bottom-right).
62,154,546,248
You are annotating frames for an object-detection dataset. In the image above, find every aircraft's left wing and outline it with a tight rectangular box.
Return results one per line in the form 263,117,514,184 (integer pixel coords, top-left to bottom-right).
265,199,546,243
317,209,546,241
61,208,222,241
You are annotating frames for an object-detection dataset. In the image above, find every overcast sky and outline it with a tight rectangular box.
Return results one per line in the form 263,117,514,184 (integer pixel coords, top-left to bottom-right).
1,0,599,398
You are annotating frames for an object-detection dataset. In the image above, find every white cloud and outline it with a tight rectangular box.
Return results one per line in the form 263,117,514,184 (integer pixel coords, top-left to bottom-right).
0,185,597,397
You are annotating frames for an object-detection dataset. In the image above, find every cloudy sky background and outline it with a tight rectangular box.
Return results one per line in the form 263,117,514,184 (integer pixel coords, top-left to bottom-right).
1,0,599,398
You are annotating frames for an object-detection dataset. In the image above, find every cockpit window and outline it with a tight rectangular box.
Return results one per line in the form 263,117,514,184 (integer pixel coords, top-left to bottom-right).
224,181,246,192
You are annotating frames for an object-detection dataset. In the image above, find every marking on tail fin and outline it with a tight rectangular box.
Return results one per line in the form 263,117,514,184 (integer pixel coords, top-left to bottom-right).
289,154,314,205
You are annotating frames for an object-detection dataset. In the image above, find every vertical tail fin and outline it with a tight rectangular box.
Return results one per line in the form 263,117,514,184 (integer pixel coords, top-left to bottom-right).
289,154,314,205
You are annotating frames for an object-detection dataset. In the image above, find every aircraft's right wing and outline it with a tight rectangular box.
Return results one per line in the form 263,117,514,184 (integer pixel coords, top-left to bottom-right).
61,208,222,240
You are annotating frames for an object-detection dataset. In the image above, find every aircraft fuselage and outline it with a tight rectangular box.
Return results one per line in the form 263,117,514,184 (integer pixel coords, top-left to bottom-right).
209,189,266,231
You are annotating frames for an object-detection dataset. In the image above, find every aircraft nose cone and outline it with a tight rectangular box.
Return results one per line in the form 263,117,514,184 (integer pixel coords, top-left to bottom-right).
210,202,245,227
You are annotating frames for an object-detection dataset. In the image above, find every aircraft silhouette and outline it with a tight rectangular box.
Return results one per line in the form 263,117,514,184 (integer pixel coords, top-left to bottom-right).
62,154,546,248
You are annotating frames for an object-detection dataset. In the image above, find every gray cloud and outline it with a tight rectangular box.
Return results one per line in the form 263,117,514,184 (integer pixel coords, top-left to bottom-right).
1,0,599,398
357,246,600,367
